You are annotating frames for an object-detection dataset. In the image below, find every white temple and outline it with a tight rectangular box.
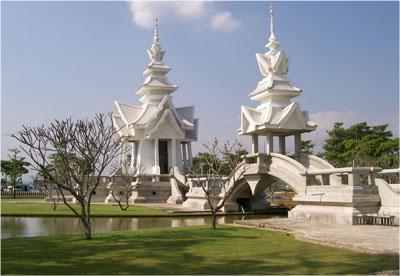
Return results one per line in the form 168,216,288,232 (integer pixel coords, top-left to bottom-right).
239,6,316,157
112,20,199,176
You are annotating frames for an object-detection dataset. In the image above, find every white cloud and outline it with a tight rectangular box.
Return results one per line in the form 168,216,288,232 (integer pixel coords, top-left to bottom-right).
127,1,241,32
210,11,241,32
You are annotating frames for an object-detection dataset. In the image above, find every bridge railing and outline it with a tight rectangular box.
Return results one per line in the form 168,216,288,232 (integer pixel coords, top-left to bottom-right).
243,153,270,165
1,190,46,198
186,175,228,190
377,168,399,184
302,167,382,186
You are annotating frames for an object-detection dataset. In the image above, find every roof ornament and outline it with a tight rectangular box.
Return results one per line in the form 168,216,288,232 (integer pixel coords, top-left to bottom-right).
266,5,280,50
147,18,165,62
269,5,276,42
153,18,160,43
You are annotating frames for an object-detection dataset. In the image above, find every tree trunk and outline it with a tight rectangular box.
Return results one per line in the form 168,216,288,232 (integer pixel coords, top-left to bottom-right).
12,185,16,199
80,201,92,240
211,210,217,230
83,222,92,240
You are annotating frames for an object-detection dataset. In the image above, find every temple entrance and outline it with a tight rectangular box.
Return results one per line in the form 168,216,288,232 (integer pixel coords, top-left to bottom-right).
158,140,169,174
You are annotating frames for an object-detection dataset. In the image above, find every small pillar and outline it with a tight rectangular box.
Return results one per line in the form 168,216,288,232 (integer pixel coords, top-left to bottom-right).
348,172,360,186
251,134,259,154
171,139,176,167
279,136,286,155
266,132,274,154
188,142,193,165
154,138,159,175
134,141,138,168
368,170,377,186
182,142,187,164
294,133,301,156
130,142,135,167
118,143,124,165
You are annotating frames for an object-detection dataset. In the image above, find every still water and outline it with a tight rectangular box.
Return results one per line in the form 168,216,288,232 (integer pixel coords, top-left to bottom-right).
1,214,283,239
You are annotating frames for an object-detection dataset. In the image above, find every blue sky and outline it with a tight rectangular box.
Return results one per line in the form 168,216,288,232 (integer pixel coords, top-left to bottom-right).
2,1,399,161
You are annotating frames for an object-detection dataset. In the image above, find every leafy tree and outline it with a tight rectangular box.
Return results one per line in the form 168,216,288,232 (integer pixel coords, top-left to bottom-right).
191,148,248,176
301,140,314,154
0,149,30,198
323,122,399,168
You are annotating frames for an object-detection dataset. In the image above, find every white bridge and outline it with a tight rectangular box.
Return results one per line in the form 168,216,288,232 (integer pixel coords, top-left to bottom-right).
182,153,399,225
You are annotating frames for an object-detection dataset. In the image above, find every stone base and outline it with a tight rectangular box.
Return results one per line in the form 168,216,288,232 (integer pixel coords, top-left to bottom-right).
130,181,171,203
182,186,221,210
223,201,240,212
167,195,183,204
182,197,212,210
290,184,381,225
289,204,380,225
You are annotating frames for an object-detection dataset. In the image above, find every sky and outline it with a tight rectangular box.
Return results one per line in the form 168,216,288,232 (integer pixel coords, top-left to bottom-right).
1,1,399,165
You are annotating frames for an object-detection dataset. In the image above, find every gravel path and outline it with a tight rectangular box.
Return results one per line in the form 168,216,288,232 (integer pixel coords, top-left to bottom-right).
234,218,399,256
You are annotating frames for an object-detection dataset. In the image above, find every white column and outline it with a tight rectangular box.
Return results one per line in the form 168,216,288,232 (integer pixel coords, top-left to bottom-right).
121,142,126,164
182,142,187,163
118,143,123,165
130,142,135,167
188,142,193,165
171,139,176,167
251,134,259,154
279,136,286,155
154,138,159,170
266,132,274,154
294,133,301,156
133,141,138,169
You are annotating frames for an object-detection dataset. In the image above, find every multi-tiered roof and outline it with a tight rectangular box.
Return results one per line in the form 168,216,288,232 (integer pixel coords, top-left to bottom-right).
113,20,198,141
239,6,316,135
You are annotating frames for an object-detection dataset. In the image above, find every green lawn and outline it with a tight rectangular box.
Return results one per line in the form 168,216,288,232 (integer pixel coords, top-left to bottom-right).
1,226,398,275
1,200,170,216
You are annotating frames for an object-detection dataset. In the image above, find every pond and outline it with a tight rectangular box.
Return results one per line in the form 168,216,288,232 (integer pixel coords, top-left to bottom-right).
1,214,285,239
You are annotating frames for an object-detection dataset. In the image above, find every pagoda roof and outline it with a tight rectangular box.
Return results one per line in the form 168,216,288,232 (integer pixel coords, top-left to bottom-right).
113,95,198,140
114,101,143,125
143,62,171,75
112,114,130,136
249,78,301,99
239,102,316,135
136,78,178,96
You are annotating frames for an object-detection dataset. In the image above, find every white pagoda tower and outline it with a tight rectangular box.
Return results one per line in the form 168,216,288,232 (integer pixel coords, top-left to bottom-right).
113,20,198,176
239,6,316,156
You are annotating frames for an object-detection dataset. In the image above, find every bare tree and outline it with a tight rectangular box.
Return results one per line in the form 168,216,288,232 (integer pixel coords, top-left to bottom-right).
109,160,142,211
187,138,246,230
13,113,126,239
33,172,60,211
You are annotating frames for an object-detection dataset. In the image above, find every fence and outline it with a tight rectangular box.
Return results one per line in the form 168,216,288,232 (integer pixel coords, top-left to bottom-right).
1,191,46,198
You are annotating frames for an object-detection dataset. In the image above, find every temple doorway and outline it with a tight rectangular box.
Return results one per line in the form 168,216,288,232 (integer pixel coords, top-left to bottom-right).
158,140,169,174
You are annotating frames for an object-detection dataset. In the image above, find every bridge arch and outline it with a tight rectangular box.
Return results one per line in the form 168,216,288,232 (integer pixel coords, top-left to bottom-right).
223,153,308,212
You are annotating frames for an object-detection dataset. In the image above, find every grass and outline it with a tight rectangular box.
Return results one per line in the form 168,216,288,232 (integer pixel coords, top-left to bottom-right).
1,200,170,216
1,226,398,275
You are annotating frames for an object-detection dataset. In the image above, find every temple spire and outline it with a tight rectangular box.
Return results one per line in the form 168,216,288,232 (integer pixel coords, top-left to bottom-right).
153,18,160,44
266,5,280,50
269,5,276,41
147,18,165,62
139,19,177,104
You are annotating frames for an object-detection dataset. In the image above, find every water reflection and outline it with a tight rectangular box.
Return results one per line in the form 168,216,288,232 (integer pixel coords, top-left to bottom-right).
1,214,284,239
